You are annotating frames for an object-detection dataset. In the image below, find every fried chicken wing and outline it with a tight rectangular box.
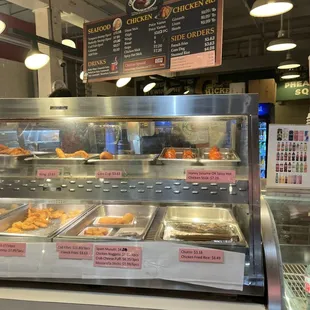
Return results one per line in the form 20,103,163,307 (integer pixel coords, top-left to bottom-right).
56,148,89,159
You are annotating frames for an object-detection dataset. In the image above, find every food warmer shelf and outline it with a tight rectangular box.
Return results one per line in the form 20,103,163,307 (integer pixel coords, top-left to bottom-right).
0,95,282,309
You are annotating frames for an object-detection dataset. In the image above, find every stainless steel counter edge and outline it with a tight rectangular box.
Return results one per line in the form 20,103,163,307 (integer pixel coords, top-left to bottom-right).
261,196,285,310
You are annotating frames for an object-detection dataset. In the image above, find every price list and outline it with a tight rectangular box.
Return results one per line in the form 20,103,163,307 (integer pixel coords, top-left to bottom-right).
84,0,223,82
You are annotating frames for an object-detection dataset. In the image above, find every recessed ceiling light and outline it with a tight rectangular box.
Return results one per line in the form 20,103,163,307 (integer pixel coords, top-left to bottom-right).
250,0,293,17
116,77,132,88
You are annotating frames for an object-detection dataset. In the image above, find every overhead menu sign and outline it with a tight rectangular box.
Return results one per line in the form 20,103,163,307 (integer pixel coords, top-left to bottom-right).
84,0,223,83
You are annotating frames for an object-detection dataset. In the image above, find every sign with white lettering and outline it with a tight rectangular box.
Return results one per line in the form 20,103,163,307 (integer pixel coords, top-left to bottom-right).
84,0,223,82
277,80,310,101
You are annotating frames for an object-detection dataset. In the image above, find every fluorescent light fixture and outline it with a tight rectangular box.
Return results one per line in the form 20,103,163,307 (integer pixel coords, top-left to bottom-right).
250,0,293,17
0,20,6,34
278,53,300,69
62,39,76,49
281,71,300,80
25,41,50,70
143,82,156,93
116,77,131,88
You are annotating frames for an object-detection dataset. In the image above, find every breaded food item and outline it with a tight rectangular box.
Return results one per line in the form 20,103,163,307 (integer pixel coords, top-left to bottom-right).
164,148,176,159
56,148,66,158
56,148,89,159
100,151,113,160
50,210,65,219
6,227,23,234
84,227,109,236
0,147,31,156
98,213,134,225
0,144,8,151
182,150,195,159
0,208,8,215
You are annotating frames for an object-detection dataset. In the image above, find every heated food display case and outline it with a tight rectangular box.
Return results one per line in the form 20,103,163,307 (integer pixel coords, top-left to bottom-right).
0,95,283,309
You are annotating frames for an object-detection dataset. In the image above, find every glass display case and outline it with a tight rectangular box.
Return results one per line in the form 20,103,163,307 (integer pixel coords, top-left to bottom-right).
264,192,310,310
0,95,275,308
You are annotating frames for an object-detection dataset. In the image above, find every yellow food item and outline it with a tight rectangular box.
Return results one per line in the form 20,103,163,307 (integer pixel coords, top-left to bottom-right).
56,148,89,159
98,213,134,225
0,147,31,156
84,227,109,236
0,208,8,215
6,206,82,234
100,151,113,160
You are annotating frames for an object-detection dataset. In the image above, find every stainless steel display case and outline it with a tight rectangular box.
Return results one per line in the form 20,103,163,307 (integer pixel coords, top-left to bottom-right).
0,95,273,306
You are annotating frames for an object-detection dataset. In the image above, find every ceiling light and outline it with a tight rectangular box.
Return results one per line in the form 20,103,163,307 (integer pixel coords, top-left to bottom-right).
281,71,300,80
267,16,296,52
278,52,300,69
250,0,293,17
116,77,131,88
62,39,76,49
184,90,190,95
24,41,50,70
80,71,84,81
267,37,296,52
143,82,156,93
0,20,6,35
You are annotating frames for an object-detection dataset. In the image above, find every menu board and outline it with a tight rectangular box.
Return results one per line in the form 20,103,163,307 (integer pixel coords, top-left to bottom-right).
84,0,223,83
267,125,310,189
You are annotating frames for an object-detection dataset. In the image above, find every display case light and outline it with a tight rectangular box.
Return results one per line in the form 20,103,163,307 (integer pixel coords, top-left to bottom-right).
143,82,156,93
116,77,132,88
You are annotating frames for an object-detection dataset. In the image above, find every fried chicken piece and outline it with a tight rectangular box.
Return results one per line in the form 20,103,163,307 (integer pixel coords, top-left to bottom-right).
99,213,134,225
0,144,8,151
100,151,113,160
84,227,109,236
6,227,23,234
50,210,65,219
164,148,177,159
60,214,68,224
56,148,66,158
12,221,23,230
182,150,195,159
21,223,38,231
34,221,48,228
65,150,89,159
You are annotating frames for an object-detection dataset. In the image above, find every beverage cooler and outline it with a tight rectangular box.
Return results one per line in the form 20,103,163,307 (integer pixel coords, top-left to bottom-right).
0,95,283,310
258,103,275,178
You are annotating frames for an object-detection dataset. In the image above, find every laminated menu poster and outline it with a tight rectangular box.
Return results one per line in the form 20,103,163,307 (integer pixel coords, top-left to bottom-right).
267,125,310,189
84,0,223,83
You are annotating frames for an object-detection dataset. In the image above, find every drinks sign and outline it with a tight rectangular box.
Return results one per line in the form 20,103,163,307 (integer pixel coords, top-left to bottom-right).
267,125,310,189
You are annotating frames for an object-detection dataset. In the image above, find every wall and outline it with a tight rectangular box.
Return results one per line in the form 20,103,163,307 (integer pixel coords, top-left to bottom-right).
91,81,134,97
0,58,34,98
275,100,310,124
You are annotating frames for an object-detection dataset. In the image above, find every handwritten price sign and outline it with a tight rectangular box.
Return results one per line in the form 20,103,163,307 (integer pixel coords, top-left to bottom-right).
94,245,142,269
179,248,224,264
0,243,26,257
186,170,236,183
96,170,122,179
56,243,93,260
37,169,60,179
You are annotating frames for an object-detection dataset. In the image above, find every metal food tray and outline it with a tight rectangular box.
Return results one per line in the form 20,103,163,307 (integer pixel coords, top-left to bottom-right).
93,216,135,228
24,153,96,165
0,203,95,242
158,148,199,162
86,154,158,164
199,148,241,163
55,204,158,242
0,203,26,219
155,206,247,247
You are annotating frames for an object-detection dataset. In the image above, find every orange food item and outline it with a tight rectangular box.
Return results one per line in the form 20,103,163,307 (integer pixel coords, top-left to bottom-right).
182,150,195,159
84,227,109,236
98,213,134,225
209,151,222,160
55,148,89,159
0,147,31,156
0,144,8,151
164,148,176,159
100,151,114,160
